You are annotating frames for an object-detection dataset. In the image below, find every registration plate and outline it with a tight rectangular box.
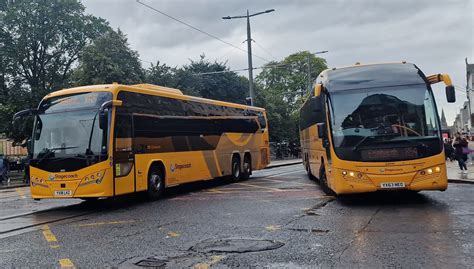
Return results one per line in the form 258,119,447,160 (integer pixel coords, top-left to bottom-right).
380,182,406,189
54,190,72,196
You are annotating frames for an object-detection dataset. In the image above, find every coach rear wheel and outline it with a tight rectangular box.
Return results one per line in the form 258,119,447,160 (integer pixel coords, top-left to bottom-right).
231,155,241,182
241,155,252,181
147,165,164,200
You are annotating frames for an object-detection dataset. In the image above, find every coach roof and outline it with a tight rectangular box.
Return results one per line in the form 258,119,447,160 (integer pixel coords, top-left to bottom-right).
318,63,428,92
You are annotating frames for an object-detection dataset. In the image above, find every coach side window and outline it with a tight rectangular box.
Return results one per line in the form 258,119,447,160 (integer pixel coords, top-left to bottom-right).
115,114,133,152
258,113,267,130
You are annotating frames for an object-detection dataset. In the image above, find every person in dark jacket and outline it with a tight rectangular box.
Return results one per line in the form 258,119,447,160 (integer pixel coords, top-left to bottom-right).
0,155,9,184
453,133,469,173
444,139,455,161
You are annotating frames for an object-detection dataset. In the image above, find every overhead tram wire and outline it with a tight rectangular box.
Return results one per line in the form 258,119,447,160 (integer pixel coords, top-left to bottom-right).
135,0,271,63
252,39,278,61
194,63,289,76
216,40,246,62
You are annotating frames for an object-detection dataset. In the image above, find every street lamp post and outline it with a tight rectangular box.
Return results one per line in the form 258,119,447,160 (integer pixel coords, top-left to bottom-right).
223,9,275,106
307,50,328,95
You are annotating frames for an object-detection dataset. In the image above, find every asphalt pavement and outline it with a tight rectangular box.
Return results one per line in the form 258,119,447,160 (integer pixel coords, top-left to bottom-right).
0,164,473,268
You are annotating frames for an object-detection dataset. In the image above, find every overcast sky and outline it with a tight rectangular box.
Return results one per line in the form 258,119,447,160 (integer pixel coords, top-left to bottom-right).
81,0,473,124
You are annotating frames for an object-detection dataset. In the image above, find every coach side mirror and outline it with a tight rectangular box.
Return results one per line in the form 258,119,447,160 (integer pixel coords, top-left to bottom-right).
323,138,330,148
99,111,108,130
311,96,323,113
317,123,326,139
446,86,455,103
12,108,37,124
34,120,42,140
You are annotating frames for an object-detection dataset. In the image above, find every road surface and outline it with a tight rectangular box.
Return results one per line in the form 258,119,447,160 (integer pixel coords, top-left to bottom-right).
0,164,472,268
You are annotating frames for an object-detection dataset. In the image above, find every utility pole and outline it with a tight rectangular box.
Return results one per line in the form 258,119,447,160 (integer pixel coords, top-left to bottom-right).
246,10,254,106
223,9,275,106
306,51,328,95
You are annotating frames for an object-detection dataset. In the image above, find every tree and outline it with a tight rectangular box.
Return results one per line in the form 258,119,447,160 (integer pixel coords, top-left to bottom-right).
174,55,248,103
145,61,177,88
256,51,328,143
0,0,108,142
72,29,145,85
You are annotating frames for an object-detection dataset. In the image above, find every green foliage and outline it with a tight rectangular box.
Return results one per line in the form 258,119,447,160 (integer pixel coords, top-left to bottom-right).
145,54,248,104
256,51,328,143
146,61,177,88
72,29,144,85
0,0,108,142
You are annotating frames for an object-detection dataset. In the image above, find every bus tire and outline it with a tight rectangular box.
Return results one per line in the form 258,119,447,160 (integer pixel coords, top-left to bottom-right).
319,166,336,196
230,154,241,182
147,164,164,200
306,155,317,182
241,154,252,181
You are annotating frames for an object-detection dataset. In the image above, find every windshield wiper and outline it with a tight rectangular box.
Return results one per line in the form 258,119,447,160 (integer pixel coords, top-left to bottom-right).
35,146,79,164
352,133,399,152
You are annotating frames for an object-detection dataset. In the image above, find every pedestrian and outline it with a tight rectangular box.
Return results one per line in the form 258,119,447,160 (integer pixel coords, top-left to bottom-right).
453,132,469,174
0,155,9,184
444,139,454,161
276,143,283,160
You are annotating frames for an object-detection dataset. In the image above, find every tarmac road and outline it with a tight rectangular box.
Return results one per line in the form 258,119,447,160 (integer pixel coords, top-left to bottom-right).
0,164,472,268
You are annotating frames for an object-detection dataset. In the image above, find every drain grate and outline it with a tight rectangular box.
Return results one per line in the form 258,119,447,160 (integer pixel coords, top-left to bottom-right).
191,238,284,253
135,257,167,268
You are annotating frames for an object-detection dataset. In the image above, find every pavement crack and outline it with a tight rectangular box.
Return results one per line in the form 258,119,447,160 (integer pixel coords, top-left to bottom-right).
286,228,329,233
336,207,381,264
283,197,335,227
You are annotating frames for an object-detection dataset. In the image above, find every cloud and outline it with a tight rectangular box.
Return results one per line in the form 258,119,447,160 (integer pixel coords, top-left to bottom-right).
81,0,473,124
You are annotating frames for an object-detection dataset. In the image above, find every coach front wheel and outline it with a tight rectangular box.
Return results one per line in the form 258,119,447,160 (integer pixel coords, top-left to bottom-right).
147,165,164,200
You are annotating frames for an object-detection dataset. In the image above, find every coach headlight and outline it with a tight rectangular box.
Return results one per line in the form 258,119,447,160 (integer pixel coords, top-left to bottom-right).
79,170,106,187
341,170,364,179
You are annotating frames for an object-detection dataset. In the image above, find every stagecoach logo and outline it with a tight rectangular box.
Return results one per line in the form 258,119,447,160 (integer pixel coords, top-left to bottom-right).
48,173,79,180
170,163,192,172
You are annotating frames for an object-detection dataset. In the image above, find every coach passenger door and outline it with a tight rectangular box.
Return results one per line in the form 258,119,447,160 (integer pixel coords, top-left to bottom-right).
113,113,136,195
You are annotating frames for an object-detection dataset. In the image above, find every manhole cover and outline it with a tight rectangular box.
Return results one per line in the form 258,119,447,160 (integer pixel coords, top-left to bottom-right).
135,257,167,268
191,238,284,253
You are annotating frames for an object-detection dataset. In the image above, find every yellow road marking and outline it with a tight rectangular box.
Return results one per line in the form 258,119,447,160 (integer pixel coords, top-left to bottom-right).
236,182,283,192
42,225,57,242
75,220,135,227
258,178,316,187
59,258,75,268
167,231,180,237
265,225,281,231
203,190,274,194
15,188,26,199
50,245,60,249
194,255,225,269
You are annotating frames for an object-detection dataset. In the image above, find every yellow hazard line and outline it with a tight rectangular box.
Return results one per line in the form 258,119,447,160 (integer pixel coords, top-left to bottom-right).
258,178,316,187
236,182,283,192
42,225,57,242
41,225,75,267
59,258,75,268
